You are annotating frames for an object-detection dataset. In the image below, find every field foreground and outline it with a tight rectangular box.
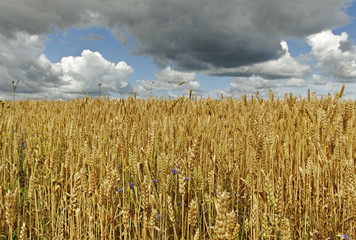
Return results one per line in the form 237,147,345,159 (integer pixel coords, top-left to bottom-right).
0,90,355,239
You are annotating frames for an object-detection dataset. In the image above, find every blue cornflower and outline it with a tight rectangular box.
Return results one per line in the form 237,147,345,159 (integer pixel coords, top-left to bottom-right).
171,169,178,174
153,179,158,184
158,214,161,220
185,177,190,181
118,188,124,193
338,234,350,240
130,182,135,189
21,140,26,149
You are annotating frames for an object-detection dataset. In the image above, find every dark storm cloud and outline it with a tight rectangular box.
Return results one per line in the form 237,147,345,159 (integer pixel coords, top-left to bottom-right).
0,0,353,72
0,0,95,37
104,0,352,70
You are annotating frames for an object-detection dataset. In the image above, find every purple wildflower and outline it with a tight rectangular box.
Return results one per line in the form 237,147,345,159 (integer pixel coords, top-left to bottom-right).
171,169,178,174
130,182,135,189
153,179,158,184
340,234,350,240
185,177,190,181
21,140,26,149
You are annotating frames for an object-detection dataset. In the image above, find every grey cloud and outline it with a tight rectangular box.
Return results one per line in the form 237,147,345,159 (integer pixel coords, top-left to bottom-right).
339,40,355,52
0,0,352,73
105,0,351,71
0,32,64,98
0,0,94,38
202,41,312,78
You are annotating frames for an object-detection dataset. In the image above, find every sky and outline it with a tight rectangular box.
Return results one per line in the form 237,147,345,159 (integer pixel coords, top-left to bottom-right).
0,0,356,100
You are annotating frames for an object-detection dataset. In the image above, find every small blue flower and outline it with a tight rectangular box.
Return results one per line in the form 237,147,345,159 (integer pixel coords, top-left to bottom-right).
233,192,237,195
158,214,161,220
19,158,23,161
171,169,178,174
340,234,350,240
130,182,135,189
185,177,190,181
153,179,158,184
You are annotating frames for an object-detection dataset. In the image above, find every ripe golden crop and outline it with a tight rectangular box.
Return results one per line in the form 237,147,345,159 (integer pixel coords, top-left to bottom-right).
0,89,354,239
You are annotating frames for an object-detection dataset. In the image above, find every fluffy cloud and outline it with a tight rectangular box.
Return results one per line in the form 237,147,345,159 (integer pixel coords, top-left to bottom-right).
307,30,356,82
309,74,329,85
60,50,134,96
220,76,281,98
0,32,63,97
0,32,134,99
136,67,200,97
0,0,352,73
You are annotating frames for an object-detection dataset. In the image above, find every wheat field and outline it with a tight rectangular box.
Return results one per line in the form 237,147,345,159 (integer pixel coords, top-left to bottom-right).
0,89,355,239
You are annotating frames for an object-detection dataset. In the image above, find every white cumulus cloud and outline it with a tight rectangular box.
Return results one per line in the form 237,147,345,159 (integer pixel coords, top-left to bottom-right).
60,50,134,96
307,30,356,82
136,67,200,97
0,32,134,99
